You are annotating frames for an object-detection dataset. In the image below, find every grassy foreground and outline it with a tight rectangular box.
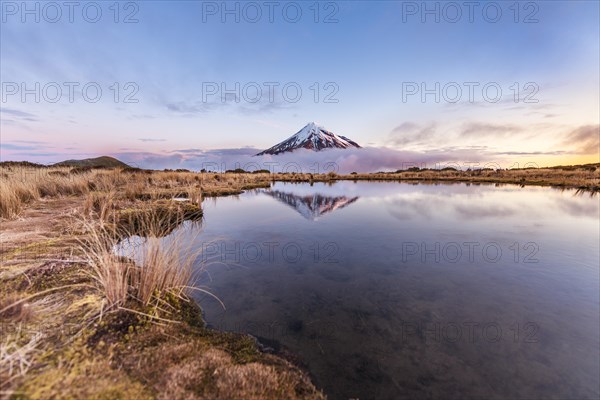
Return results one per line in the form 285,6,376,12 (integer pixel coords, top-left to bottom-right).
0,168,323,399
1,163,598,398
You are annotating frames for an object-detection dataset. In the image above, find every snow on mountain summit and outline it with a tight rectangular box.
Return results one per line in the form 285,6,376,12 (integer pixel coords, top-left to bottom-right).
256,122,361,155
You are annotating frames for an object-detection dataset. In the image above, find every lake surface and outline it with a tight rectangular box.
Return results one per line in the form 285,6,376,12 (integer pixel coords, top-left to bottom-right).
183,181,598,399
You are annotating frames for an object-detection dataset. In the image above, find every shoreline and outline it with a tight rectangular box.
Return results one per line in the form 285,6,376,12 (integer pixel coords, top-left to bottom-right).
1,164,598,398
274,164,600,192
0,169,324,399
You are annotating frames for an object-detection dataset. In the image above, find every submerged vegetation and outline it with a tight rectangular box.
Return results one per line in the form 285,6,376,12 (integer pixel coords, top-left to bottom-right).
0,162,597,398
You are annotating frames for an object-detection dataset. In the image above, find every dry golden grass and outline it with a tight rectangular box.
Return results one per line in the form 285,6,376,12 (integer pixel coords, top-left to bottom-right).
3,163,597,220
77,203,202,313
267,164,599,190
0,328,43,394
75,197,228,332
82,190,116,223
0,166,273,219
334,164,600,189
0,167,87,218
127,235,197,308
79,221,130,307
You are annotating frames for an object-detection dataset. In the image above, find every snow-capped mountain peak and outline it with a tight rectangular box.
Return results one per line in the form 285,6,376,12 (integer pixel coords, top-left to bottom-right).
256,122,361,155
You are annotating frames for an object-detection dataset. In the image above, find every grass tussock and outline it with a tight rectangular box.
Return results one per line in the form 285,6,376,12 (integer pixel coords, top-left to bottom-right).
80,222,131,307
77,202,214,323
126,235,196,307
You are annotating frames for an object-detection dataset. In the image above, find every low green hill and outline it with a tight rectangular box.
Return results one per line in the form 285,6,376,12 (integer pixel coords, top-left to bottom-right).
53,156,129,168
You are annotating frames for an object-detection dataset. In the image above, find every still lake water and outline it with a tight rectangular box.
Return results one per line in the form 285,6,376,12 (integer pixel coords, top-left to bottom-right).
183,181,598,399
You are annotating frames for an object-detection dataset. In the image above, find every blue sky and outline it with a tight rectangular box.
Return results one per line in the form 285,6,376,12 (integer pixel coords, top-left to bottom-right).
1,1,598,170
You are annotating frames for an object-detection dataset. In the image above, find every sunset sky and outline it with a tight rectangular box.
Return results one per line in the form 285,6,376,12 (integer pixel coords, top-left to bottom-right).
1,1,598,171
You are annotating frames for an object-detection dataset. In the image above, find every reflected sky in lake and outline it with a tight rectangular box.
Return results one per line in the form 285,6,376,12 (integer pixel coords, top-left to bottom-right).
181,181,599,399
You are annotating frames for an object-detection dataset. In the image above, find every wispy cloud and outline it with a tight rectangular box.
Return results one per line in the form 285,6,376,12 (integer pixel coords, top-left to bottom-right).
0,107,39,122
172,148,203,154
138,138,167,142
165,101,223,115
160,86,295,117
170,147,261,156
1,143,43,151
9,140,47,145
203,147,261,156
8,152,64,158
237,96,294,115
389,122,437,146
130,114,157,120
1,140,49,151
459,122,523,138
561,125,600,155
492,150,567,156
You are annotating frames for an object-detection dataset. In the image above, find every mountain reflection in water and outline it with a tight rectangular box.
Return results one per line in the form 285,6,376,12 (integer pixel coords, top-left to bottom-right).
263,189,359,220
179,181,599,400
